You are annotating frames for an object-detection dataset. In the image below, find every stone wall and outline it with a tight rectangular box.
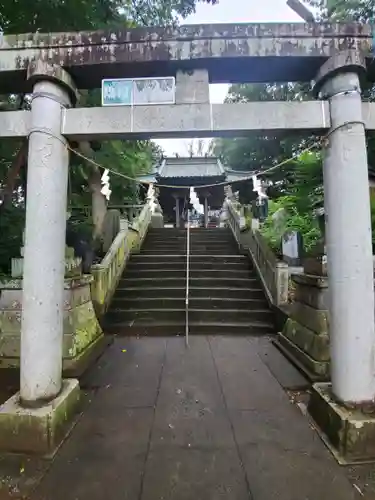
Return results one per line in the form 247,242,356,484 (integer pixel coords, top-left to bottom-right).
278,273,330,379
0,276,102,374
0,205,153,376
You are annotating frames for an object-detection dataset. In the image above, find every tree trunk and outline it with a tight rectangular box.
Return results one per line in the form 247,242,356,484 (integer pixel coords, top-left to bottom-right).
79,141,107,241
89,167,107,240
0,141,27,208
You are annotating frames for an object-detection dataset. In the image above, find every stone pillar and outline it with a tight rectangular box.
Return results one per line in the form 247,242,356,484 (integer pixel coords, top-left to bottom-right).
175,69,209,104
175,196,180,228
21,62,78,405
314,51,375,404
204,197,209,228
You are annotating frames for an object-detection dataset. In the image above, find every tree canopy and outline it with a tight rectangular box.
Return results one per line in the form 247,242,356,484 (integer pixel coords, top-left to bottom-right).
212,0,375,253
0,0,218,33
0,0,217,274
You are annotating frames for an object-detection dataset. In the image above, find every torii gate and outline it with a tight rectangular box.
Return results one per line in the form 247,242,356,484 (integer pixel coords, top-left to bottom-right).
0,23,375,456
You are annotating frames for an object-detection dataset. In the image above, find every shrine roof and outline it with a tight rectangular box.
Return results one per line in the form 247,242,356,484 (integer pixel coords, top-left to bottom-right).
136,159,257,186
156,156,225,179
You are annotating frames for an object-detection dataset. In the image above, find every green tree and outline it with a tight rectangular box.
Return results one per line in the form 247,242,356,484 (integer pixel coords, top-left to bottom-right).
0,0,217,273
306,0,375,21
259,152,323,255
211,82,315,198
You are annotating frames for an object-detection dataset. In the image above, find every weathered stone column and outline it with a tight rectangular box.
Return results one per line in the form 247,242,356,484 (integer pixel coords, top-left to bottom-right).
0,62,81,456
313,51,375,404
21,62,78,405
204,197,209,228
174,195,180,228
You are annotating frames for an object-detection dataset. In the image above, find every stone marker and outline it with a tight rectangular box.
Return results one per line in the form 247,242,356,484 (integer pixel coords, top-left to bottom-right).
282,230,302,266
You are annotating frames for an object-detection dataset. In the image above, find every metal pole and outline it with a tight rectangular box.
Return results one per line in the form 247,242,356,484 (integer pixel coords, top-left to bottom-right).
185,209,190,347
322,71,375,404
21,80,71,405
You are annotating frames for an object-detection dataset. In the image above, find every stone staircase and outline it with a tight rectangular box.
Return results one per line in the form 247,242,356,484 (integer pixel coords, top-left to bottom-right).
105,228,275,336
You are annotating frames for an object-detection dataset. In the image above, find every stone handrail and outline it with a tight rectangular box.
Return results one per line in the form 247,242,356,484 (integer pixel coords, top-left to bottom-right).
226,199,242,244
226,199,289,307
130,201,153,242
69,204,144,223
90,200,152,317
108,204,145,222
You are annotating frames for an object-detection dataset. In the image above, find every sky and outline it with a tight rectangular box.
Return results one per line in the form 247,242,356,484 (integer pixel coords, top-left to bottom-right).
154,0,302,156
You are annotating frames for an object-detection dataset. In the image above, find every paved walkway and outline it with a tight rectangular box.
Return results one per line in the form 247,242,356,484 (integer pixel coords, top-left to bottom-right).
3,336,370,499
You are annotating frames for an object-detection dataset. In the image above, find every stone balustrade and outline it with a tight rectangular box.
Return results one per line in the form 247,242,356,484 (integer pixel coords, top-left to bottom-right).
226,199,289,307
0,275,102,375
0,200,154,377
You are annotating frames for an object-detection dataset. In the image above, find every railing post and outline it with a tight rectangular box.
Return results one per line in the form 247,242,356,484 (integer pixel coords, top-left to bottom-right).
275,261,289,306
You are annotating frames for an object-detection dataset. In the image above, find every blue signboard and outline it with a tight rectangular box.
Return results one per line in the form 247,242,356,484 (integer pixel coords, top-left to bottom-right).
102,79,133,106
102,77,175,106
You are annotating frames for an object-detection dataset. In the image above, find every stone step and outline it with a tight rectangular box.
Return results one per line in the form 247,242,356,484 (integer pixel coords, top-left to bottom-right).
104,320,274,336
130,254,247,264
110,296,269,310
119,277,260,288
146,235,234,240
114,287,266,300
142,241,237,247
143,239,233,244
124,269,257,279
140,248,238,255
106,308,272,323
142,243,237,250
148,229,231,234
126,260,252,271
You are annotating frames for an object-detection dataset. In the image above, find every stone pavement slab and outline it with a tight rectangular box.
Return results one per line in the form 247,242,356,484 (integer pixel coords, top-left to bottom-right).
209,336,290,410
241,444,357,500
152,337,232,449
33,406,153,500
81,337,166,408
21,336,367,500
141,448,250,500
255,336,309,390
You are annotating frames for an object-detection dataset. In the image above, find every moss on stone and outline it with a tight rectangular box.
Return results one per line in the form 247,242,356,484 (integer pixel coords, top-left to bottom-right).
0,379,80,455
278,332,330,377
309,383,375,463
66,315,102,358
283,318,330,361
290,301,329,335
91,226,142,318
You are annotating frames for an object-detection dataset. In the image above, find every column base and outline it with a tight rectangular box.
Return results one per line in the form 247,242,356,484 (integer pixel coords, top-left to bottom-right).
276,333,329,382
308,382,375,464
0,379,80,456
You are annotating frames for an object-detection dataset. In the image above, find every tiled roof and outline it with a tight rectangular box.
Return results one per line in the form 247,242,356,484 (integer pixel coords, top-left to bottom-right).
137,173,157,183
225,169,256,183
157,157,225,178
